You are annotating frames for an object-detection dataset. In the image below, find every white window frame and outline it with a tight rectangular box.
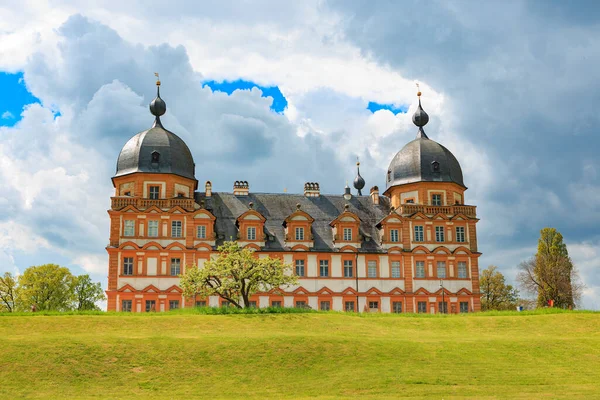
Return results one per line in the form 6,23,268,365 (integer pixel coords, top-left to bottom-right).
343,227,352,241
169,300,179,310
457,261,468,279
295,259,305,277
149,185,160,200
247,226,256,241
343,260,353,278
123,257,134,276
123,220,135,237
456,226,465,243
435,226,445,242
390,229,399,242
171,220,182,238
121,300,132,312
415,261,425,278
197,225,206,239
170,258,181,276
414,226,424,242
432,194,442,206
148,220,159,237
367,260,377,278
437,261,447,279
319,260,329,277
391,261,401,278
418,301,427,313
392,301,402,313
295,227,304,241
320,301,330,311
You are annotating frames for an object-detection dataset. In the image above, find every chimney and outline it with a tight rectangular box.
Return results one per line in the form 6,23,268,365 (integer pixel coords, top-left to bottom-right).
233,181,249,196
304,182,320,197
205,181,212,197
370,186,379,205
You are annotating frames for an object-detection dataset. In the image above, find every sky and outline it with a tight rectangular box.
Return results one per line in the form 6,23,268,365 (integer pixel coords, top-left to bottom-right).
0,0,599,309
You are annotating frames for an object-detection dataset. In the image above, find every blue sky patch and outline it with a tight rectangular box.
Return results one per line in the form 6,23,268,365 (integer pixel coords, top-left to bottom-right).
203,79,288,113
367,101,408,115
0,72,41,126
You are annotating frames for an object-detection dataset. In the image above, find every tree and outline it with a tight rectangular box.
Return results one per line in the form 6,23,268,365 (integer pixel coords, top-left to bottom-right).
517,228,583,309
180,241,298,308
18,264,76,311
73,274,105,311
0,272,19,312
479,266,519,311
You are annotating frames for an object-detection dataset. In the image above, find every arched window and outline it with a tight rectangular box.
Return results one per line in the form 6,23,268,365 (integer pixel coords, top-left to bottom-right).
151,151,160,163
431,161,440,172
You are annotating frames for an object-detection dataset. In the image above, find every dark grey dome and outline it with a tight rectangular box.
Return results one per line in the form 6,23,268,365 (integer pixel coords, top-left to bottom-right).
386,137,464,189
386,92,464,189
114,84,195,181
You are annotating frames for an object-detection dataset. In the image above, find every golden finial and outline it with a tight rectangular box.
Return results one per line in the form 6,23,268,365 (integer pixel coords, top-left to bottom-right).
283,188,287,193
155,72,161,86
416,82,421,97
356,156,360,167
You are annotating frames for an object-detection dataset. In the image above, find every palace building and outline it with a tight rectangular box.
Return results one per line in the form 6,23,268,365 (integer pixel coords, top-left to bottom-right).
106,80,481,313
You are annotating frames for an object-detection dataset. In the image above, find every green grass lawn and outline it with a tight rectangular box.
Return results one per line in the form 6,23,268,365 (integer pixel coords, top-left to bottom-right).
1,310,599,399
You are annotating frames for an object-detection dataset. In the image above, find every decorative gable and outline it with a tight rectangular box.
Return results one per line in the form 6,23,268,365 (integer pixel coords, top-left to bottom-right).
236,206,267,246
283,206,314,247
330,205,361,247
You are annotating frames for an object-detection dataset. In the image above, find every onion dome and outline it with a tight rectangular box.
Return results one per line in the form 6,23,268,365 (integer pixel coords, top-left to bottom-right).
114,77,196,181
385,89,464,189
353,160,365,195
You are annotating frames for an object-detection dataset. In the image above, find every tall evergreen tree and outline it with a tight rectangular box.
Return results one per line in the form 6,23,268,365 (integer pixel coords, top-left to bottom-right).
517,228,583,309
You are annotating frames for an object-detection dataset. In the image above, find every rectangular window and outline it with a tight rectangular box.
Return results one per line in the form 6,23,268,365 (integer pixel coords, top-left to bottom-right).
320,301,330,311
295,227,304,241
417,301,427,313
343,227,352,241
457,262,468,279
437,261,447,279
171,221,182,238
271,301,282,308
367,260,377,278
368,301,379,312
249,301,257,308
247,226,256,240
121,300,132,312
319,260,329,277
391,261,401,278
195,301,207,308
197,225,206,239
169,300,179,310
145,300,156,312
123,220,135,237
460,302,469,313
432,194,442,206
295,259,305,277
456,226,465,243
123,257,134,276
221,301,230,308
170,258,181,276
149,185,160,200
392,301,402,314
343,260,353,278
344,301,355,312
295,301,307,308
415,261,425,278
390,229,399,242
148,220,159,237
435,226,445,242
438,302,448,314
414,226,424,242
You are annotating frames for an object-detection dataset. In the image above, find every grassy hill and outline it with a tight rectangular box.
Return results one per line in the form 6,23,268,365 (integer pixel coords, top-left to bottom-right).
1,310,599,399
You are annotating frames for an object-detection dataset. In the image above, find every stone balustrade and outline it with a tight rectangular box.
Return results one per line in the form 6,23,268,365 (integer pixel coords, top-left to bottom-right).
111,197,196,211
398,203,477,217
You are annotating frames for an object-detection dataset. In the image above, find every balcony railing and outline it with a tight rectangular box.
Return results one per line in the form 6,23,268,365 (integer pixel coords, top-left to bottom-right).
398,204,477,218
111,197,196,211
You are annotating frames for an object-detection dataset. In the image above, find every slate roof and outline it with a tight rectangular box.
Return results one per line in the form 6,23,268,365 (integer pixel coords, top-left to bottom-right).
115,122,196,181
386,136,465,190
195,192,391,253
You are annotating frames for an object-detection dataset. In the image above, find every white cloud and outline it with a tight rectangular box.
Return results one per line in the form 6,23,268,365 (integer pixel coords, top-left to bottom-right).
1,111,14,119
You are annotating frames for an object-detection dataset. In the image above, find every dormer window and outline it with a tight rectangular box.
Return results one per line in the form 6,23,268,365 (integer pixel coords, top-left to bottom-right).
247,227,256,241
343,228,353,241
151,151,160,163
387,170,392,182
431,161,440,172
